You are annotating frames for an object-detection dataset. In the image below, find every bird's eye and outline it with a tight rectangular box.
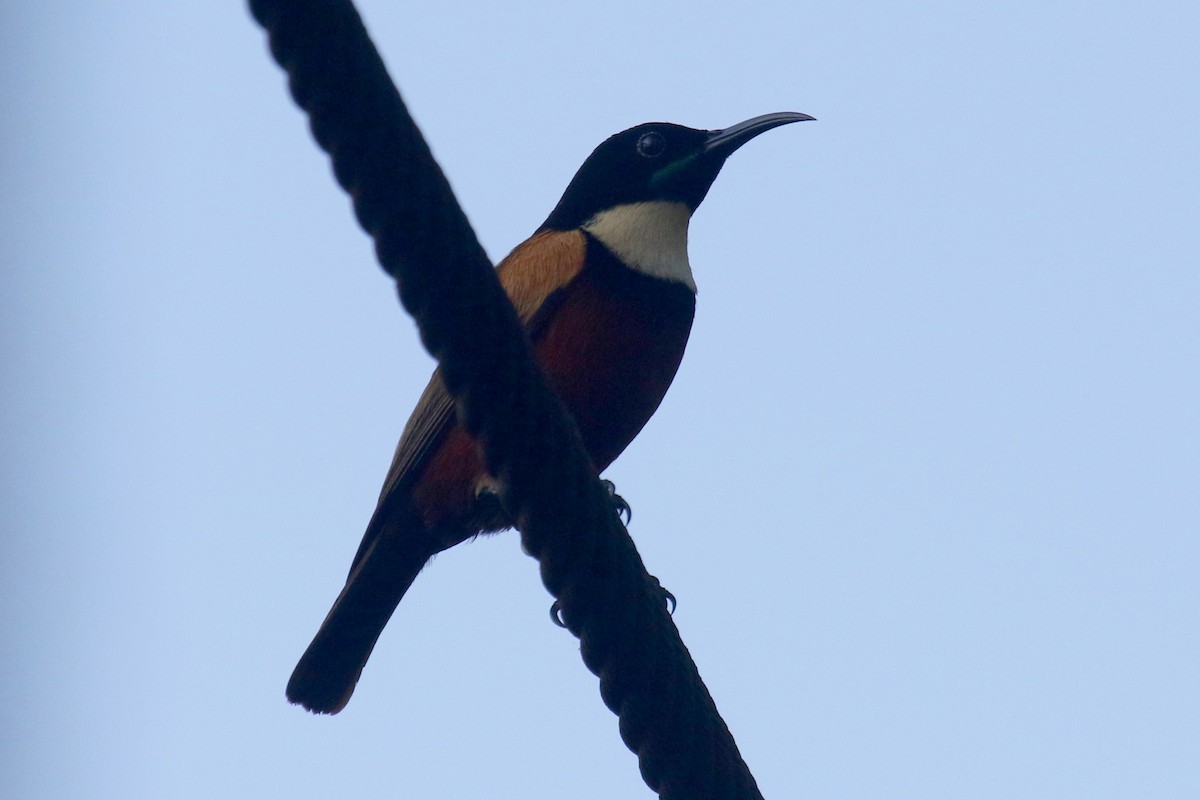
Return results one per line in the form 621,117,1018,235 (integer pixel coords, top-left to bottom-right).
636,132,666,158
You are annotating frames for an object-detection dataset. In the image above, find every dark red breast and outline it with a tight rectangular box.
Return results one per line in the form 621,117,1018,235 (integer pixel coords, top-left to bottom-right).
410,230,695,530
533,233,695,470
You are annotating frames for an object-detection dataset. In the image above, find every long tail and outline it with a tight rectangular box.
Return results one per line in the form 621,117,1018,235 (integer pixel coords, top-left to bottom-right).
286,502,434,714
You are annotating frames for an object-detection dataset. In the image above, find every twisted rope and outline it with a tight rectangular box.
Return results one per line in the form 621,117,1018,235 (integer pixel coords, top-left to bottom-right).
248,2,764,796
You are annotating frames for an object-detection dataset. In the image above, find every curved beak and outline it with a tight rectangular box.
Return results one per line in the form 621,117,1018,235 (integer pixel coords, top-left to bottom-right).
704,111,816,158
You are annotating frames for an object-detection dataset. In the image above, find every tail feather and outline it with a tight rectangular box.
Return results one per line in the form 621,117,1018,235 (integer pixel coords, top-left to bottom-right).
287,505,433,714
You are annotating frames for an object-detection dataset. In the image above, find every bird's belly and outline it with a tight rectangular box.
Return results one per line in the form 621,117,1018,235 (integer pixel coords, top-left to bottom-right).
413,255,695,533
534,261,696,471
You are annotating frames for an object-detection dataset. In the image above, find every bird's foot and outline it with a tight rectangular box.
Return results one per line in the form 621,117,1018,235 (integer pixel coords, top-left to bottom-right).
600,479,632,525
549,575,675,629
550,599,568,628
649,574,677,615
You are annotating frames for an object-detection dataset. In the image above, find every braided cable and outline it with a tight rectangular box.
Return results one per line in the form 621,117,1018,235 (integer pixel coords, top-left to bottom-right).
248,2,764,797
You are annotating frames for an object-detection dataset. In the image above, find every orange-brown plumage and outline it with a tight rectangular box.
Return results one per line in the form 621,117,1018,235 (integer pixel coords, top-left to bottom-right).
498,229,588,319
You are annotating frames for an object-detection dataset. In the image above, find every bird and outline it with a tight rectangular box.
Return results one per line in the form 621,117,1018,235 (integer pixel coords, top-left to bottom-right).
287,111,815,714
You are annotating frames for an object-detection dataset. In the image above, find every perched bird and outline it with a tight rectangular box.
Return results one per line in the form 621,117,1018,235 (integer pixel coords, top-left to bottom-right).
287,112,814,714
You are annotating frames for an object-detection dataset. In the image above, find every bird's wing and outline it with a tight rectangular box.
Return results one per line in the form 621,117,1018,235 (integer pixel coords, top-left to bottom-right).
345,230,589,575
375,372,455,505
373,230,589,501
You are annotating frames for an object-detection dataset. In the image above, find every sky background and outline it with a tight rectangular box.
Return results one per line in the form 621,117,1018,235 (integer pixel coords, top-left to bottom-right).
3,2,1197,798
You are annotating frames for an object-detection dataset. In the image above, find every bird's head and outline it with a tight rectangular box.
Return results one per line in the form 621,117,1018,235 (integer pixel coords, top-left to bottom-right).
540,112,815,232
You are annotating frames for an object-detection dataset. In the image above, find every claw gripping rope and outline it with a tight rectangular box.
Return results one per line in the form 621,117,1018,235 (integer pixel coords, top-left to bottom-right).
248,2,764,797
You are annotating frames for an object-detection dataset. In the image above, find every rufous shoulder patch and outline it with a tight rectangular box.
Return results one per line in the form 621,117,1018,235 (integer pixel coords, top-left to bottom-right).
496,230,588,323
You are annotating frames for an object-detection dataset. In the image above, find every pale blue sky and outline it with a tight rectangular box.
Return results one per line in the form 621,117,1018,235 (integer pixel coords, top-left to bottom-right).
3,2,1198,798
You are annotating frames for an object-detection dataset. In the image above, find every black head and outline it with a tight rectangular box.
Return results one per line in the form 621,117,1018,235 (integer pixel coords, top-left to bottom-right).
540,112,814,232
